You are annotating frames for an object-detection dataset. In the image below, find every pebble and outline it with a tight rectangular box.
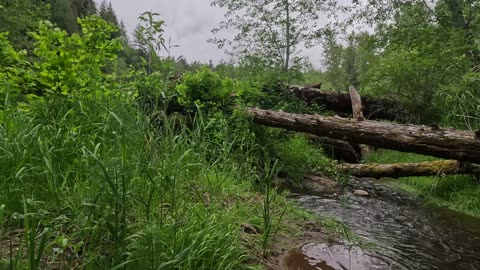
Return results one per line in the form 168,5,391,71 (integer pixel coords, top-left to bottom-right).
354,189,369,196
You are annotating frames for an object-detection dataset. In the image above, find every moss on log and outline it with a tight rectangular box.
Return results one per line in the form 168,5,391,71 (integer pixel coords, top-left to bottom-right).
341,160,480,178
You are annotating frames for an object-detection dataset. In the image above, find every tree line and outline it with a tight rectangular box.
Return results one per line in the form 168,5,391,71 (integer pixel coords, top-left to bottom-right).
2,0,479,128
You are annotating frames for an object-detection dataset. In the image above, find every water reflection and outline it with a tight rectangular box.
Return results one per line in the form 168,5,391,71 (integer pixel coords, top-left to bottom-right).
282,243,390,270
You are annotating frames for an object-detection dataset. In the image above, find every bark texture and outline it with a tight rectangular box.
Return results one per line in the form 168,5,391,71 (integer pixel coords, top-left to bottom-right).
349,86,364,121
246,107,480,163
341,160,480,178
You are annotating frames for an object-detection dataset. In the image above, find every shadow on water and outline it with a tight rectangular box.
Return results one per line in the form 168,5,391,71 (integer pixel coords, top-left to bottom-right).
287,178,480,270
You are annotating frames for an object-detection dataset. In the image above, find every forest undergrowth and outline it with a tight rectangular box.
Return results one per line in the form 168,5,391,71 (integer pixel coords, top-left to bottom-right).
2,0,480,268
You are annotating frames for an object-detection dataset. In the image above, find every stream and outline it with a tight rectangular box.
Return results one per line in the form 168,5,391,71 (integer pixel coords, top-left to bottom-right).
284,178,480,270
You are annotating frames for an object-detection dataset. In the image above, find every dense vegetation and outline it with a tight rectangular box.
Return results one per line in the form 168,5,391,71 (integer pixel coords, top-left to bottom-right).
0,0,479,269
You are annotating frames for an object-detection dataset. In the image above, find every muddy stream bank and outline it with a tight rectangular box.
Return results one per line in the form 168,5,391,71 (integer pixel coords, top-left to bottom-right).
272,177,480,270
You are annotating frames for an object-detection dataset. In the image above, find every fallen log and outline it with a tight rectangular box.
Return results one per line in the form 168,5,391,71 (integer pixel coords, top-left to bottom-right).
289,85,411,122
246,107,480,163
341,160,480,178
307,135,362,163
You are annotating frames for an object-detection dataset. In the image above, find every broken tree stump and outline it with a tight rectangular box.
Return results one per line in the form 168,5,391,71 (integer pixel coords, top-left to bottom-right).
245,107,480,163
348,85,370,157
349,86,364,121
341,160,480,178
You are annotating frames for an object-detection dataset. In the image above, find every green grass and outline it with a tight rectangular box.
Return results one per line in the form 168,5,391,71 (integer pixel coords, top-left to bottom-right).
266,132,332,183
0,95,312,269
364,149,480,217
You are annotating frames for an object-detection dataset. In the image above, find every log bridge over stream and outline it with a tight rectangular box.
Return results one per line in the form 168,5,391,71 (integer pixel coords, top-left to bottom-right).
246,84,480,179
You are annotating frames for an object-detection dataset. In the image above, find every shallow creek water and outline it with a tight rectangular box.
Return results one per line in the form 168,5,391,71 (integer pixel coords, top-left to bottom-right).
283,179,480,270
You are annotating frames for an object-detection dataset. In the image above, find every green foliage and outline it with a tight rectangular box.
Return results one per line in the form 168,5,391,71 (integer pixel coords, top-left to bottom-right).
47,0,97,34
0,0,51,50
321,29,379,92
176,67,234,111
258,158,285,256
0,91,303,268
320,1,480,127
23,199,50,270
98,1,121,37
3,0,480,267
360,3,470,124
31,16,122,97
441,69,480,129
246,81,326,115
211,0,327,78
1,22,311,266
134,11,169,74
0,33,36,107
1,15,124,105
272,134,331,183
321,28,349,91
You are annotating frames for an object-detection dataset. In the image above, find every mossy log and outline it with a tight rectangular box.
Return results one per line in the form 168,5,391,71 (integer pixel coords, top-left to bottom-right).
289,85,411,122
341,160,480,178
246,107,480,163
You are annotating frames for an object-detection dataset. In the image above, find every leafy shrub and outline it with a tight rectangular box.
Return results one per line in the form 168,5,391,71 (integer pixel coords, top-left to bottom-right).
176,67,233,111
0,32,35,107
273,134,331,183
441,69,480,129
32,16,122,97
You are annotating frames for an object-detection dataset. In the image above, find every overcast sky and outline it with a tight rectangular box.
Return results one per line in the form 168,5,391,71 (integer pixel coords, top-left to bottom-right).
101,0,326,69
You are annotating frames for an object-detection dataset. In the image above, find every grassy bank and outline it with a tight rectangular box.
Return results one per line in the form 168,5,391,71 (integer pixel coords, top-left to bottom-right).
0,94,324,269
364,150,480,217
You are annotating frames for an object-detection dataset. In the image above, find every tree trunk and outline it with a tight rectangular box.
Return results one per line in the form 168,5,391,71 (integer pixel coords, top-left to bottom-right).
246,107,480,163
289,85,412,122
284,0,290,74
341,160,480,179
